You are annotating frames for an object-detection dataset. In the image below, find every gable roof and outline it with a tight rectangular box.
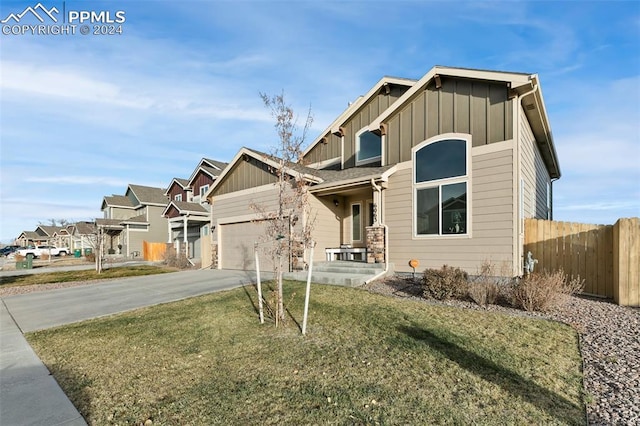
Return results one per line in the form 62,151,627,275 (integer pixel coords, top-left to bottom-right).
162,201,209,217
164,178,190,195
205,147,325,199
102,195,135,210
70,221,95,235
35,225,61,236
302,76,416,157
187,158,229,185
367,65,560,178
127,184,169,206
18,230,41,240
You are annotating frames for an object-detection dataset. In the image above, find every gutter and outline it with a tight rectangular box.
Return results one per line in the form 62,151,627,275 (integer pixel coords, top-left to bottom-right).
365,178,390,284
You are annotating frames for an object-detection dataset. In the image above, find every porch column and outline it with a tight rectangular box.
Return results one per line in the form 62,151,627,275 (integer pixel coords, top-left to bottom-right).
167,220,172,243
183,216,188,257
365,226,385,264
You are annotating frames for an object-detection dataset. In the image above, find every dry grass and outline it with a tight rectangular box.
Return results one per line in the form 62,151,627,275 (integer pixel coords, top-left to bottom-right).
27,281,585,425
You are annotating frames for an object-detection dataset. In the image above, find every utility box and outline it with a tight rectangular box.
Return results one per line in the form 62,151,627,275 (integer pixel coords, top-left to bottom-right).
15,258,33,269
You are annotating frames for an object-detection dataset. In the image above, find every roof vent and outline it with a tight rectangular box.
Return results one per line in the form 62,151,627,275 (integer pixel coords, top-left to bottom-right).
525,103,536,111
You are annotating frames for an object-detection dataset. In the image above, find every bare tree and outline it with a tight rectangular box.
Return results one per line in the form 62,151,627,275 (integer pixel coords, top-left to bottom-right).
251,92,315,326
84,222,107,273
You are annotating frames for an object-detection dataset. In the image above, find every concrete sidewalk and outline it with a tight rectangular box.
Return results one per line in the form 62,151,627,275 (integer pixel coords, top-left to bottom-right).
0,269,266,425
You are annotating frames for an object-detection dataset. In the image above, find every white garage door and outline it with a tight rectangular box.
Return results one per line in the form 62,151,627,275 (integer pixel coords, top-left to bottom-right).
220,220,278,271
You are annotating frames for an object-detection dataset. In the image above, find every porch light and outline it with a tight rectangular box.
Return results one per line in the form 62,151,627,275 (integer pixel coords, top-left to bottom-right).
333,199,339,207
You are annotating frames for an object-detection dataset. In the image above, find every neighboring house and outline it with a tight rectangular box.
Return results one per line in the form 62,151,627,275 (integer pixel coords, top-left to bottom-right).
15,231,44,247
67,221,97,252
16,226,71,247
206,66,560,276
162,158,227,266
99,184,169,256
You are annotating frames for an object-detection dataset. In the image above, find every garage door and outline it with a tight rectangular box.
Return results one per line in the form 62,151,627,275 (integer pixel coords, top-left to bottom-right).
220,220,278,271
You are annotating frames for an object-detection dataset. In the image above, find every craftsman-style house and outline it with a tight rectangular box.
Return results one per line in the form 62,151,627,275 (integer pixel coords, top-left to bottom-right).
98,184,169,256
208,65,560,276
162,158,227,265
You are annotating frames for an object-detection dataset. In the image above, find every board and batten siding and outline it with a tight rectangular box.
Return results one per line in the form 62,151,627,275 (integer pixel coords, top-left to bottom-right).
385,78,514,165
304,87,406,166
519,107,551,220
386,142,515,274
213,156,278,196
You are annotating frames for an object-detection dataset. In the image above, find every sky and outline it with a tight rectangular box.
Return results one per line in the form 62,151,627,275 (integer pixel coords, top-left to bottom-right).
0,0,638,243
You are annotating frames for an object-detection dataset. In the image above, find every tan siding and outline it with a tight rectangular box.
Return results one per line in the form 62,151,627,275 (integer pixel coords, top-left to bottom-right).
387,115,401,165
386,146,514,274
214,157,277,196
455,80,471,134
471,84,488,146
520,107,550,219
385,78,513,164
309,195,342,262
440,79,455,134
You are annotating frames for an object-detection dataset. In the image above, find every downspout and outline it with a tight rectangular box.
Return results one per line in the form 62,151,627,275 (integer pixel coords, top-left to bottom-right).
365,178,389,284
516,79,539,275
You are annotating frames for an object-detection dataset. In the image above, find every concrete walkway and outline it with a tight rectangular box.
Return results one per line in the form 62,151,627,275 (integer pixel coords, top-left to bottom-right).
0,269,266,425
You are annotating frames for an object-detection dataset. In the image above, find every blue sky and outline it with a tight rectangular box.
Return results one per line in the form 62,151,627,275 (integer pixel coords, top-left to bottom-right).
1,0,638,243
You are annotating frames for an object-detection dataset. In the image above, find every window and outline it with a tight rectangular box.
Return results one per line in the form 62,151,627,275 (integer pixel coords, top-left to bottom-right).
351,203,361,242
413,137,469,236
175,194,182,202
356,128,381,165
202,225,209,236
199,184,209,202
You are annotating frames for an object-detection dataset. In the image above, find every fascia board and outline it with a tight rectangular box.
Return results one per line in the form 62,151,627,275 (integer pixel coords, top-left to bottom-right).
368,66,532,132
302,76,416,157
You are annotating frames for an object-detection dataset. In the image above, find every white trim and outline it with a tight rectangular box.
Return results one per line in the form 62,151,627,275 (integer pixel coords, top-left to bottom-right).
350,202,362,243
412,134,472,239
471,138,514,156
302,76,416,158
306,156,341,170
355,127,382,166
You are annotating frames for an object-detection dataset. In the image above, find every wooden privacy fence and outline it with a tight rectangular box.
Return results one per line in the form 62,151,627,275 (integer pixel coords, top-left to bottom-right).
143,241,169,261
524,218,640,307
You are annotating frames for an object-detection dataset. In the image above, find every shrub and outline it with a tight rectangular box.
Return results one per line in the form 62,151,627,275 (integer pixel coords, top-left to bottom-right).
511,270,584,312
163,249,192,269
86,253,96,262
468,260,504,307
422,265,468,300
14,253,25,261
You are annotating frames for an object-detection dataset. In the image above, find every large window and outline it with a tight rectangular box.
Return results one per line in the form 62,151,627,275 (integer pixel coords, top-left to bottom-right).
413,137,469,236
356,128,381,165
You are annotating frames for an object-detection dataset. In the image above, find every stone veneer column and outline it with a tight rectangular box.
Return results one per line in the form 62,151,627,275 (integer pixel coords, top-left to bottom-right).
365,226,385,264
211,243,218,269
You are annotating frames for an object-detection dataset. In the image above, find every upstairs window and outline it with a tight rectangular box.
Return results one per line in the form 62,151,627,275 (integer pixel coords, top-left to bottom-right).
356,128,381,165
199,184,209,203
175,194,182,202
413,137,469,237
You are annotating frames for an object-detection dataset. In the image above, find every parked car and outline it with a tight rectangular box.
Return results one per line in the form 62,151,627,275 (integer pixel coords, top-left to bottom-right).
0,245,20,256
17,245,70,258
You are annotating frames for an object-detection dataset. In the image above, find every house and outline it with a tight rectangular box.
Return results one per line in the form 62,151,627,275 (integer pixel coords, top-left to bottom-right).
67,221,97,253
162,158,227,266
99,184,169,256
15,225,71,247
206,66,560,277
15,231,44,247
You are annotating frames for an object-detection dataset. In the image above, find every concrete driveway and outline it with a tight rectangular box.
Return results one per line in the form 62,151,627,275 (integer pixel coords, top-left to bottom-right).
1,268,266,426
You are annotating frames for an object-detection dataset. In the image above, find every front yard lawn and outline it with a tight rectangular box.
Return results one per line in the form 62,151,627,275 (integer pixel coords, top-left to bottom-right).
27,281,585,425
0,265,177,288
